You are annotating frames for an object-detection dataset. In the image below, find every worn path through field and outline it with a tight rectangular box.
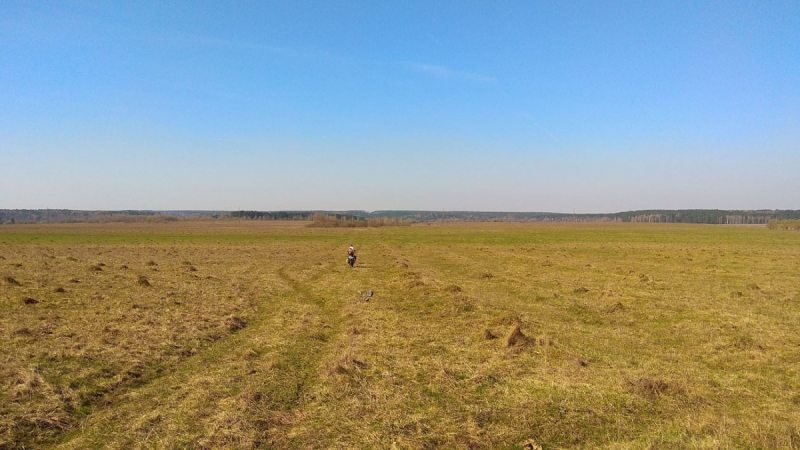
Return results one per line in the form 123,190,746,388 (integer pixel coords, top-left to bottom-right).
55,246,371,448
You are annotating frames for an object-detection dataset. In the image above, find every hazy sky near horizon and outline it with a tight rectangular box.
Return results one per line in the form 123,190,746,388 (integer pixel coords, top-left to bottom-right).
2,1,798,213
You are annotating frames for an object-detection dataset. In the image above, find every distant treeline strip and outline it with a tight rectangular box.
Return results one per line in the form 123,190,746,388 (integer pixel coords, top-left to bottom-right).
307,214,409,228
3,209,800,225
367,209,800,224
0,210,225,224
229,210,376,221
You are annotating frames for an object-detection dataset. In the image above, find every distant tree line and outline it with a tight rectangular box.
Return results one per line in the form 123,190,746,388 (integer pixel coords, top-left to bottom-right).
614,210,778,224
229,211,364,221
370,209,800,224
3,209,800,225
0,210,223,224
306,214,410,228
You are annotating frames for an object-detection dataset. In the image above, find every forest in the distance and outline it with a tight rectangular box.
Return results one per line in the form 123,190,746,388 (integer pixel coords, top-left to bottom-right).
2,209,800,225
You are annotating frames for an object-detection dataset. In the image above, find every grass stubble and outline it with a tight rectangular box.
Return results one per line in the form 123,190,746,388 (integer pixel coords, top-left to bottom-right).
1,221,799,449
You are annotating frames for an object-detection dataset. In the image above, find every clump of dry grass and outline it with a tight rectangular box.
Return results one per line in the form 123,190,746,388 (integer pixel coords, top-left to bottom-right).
224,315,247,332
0,363,72,445
506,324,528,347
445,284,462,293
331,354,367,376
605,301,626,313
627,376,671,398
407,279,425,289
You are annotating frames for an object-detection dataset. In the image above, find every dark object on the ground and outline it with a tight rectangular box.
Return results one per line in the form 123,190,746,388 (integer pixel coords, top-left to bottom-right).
484,329,498,340
506,324,527,347
23,297,39,305
225,315,247,332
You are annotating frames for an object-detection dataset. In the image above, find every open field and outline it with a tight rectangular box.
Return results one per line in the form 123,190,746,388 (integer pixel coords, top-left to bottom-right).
2,221,800,449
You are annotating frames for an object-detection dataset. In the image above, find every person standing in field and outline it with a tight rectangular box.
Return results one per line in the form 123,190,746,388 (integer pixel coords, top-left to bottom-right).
347,245,357,267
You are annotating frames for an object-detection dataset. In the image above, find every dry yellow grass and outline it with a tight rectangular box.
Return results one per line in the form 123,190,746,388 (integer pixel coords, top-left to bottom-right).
1,221,799,449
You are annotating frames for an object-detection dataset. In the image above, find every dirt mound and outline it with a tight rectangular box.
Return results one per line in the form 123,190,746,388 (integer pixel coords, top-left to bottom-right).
520,439,543,450
408,280,425,289
23,297,39,305
628,376,670,398
331,355,367,376
224,315,247,332
136,275,151,287
506,324,528,347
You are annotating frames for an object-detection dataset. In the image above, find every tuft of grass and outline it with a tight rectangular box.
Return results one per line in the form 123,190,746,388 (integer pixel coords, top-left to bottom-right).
505,324,528,347
223,315,247,332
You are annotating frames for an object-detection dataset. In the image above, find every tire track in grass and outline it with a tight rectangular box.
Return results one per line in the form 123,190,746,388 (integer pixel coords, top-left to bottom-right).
55,261,344,449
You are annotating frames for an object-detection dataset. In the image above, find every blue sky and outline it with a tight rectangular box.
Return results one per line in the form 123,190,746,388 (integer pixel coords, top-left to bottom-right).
1,1,798,212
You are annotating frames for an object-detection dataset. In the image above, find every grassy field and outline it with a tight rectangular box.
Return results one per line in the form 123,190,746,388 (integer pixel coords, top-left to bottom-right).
1,221,799,449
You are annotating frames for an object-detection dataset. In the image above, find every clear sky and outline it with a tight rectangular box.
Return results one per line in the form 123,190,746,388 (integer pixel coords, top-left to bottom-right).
1,1,798,213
